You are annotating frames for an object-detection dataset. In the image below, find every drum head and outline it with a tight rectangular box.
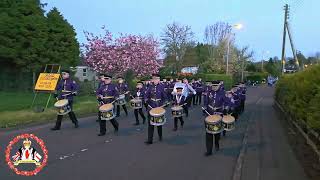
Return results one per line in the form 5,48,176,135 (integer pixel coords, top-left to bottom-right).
150,107,165,116
222,115,235,123
131,99,141,103
205,115,222,123
54,99,68,107
99,103,114,112
171,106,183,111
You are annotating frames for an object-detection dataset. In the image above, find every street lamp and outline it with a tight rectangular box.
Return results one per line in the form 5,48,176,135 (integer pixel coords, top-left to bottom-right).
226,23,243,75
262,50,270,72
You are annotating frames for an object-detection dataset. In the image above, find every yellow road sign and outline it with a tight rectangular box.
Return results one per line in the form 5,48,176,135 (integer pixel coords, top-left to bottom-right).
34,73,60,91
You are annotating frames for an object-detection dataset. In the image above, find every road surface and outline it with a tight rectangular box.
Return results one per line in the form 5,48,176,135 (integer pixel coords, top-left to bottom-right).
0,86,308,180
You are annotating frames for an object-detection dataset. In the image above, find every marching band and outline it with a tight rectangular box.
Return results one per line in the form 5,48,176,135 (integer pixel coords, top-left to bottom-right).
52,71,246,156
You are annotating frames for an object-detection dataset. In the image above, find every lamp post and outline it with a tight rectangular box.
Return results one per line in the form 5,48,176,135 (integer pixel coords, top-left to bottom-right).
226,23,243,75
261,50,270,72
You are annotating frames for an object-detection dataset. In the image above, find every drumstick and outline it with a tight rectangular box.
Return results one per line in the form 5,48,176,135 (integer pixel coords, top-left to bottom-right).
201,107,212,116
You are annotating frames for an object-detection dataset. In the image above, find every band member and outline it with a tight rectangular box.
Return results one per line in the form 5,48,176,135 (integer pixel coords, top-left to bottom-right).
168,78,175,101
222,91,236,136
132,81,146,125
183,78,196,116
51,70,79,130
96,74,106,122
191,79,197,105
231,85,241,120
202,81,212,115
203,81,225,156
194,78,204,105
144,74,167,145
238,82,247,113
172,87,186,131
116,77,129,117
96,74,119,136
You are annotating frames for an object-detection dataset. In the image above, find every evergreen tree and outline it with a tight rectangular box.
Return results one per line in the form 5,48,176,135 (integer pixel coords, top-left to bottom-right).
46,7,80,67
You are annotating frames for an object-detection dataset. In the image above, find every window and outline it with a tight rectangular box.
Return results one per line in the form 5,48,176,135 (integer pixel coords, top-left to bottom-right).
83,73,87,77
83,68,87,73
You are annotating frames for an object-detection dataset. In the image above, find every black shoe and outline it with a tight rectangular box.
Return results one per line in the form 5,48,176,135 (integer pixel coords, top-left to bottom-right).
144,141,152,145
159,137,163,142
181,121,184,127
51,127,60,131
98,133,106,136
215,146,220,151
75,123,79,128
204,152,212,156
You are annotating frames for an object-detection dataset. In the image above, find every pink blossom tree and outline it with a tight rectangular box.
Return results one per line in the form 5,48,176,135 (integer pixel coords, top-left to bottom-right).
83,27,161,76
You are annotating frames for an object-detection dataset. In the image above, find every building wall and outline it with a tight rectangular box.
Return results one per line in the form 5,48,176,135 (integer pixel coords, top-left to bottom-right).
73,66,96,82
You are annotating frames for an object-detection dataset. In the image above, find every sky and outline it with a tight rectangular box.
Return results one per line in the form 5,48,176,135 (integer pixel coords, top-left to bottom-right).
43,0,319,61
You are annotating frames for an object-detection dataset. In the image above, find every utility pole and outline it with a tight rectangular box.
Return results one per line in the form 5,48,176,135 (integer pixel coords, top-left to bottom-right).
281,4,300,74
281,4,289,75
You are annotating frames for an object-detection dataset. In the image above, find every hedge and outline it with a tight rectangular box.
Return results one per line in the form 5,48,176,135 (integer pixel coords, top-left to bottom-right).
275,65,320,130
246,72,268,83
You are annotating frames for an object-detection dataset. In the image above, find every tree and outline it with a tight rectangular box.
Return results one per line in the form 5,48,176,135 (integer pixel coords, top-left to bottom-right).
0,0,48,71
46,7,80,67
204,22,232,62
83,28,161,76
234,46,254,81
161,22,194,73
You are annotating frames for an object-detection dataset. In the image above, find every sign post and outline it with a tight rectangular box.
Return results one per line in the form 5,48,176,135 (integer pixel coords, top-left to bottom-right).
31,64,61,111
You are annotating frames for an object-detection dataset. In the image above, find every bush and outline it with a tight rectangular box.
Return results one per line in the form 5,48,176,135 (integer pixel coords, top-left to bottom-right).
197,73,234,90
275,65,320,130
246,72,268,83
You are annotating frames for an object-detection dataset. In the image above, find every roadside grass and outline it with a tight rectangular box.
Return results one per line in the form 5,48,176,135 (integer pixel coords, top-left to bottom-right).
0,92,98,128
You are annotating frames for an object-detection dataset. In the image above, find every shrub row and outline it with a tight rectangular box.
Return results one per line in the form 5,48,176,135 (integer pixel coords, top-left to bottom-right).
275,65,320,130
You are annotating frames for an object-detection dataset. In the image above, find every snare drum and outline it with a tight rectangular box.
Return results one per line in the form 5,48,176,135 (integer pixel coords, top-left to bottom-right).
116,94,126,106
222,115,235,131
99,103,115,121
149,107,166,126
130,98,142,109
205,115,223,134
54,99,71,115
171,106,184,118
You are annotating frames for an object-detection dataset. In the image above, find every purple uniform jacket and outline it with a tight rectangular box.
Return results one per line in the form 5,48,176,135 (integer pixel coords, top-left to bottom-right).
172,94,187,106
239,87,246,100
56,78,79,101
96,83,119,104
195,82,204,93
224,95,236,109
204,89,225,114
144,83,167,110
117,83,129,95
133,87,146,101
232,91,241,107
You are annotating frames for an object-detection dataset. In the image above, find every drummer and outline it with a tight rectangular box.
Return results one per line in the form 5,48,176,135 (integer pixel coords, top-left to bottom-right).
238,82,247,114
144,74,167,145
203,80,225,156
182,78,196,116
231,85,241,120
116,77,129,117
222,91,236,136
96,74,119,136
172,87,186,131
51,69,79,131
131,81,146,125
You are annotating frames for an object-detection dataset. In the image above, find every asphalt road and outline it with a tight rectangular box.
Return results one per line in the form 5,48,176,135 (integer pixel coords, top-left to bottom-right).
0,86,309,180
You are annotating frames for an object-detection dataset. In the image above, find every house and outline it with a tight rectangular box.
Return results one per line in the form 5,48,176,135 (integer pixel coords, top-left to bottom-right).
71,66,97,82
181,66,199,74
